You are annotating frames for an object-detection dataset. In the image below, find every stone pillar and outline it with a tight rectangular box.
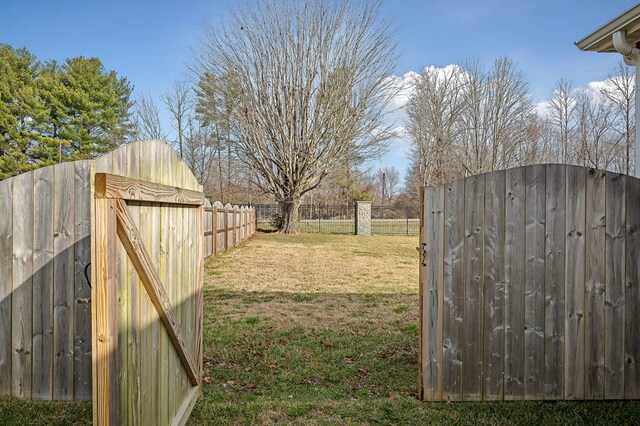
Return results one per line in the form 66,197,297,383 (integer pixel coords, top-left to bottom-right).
355,201,371,236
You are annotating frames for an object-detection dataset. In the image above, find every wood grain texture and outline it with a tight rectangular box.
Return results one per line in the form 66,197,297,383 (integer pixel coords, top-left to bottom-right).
32,167,54,400
544,164,566,399
114,199,199,386
418,187,425,400
0,178,12,396
504,167,525,400
111,145,130,417
483,170,505,400
463,174,484,400
53,161,75,400
585,168,606,399
524,165,545,399
565,166,586,400
95,173,204,205
442,179,464,401
625,174,640,398
12,172,34,399
423,186,444,400
125,143,142,423
604,172,625,399
73,161,92,401
93,197,120,425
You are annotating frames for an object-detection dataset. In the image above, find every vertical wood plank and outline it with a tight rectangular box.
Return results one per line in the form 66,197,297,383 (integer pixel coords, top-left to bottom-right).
605,171,625,399
483,170,505,400
504,167,525,400
625,174,640,398
544,164,566,399
179,165,192,413
144,145,161,424
169,156,185,420
136,159,155,425
91,151,112,423
0,178,12,396
73,161,92,401
53,162,75,399
442,179,465,401
565,165,586,400
212,207,218,257
463,174,484,400
425,186,444,401
418,187,425,400
32,167,54,400
157,148,171,425
111,146,130,416
195,204,204,386
12,172,33,399
420,187,438,401
585,168,606,399
524,165,545,399
94,197,120,425
125,143,142,423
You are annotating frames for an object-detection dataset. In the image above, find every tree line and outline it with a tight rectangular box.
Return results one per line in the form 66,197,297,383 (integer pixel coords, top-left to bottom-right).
3,0,636,234
0,44,133,179
403,58,635,201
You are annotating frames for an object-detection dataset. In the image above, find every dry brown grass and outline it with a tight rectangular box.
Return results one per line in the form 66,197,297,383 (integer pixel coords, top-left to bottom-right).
204,232,419,331
205,232,419,295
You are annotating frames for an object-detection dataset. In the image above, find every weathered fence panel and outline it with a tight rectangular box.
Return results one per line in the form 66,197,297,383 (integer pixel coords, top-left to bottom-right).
91,142,204,425
0,161,93,401
203,203,255,260
0,140,210,422
420,164,640,401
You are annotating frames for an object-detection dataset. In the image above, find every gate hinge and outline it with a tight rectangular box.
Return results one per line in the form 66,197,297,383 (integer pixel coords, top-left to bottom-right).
417,243,427,266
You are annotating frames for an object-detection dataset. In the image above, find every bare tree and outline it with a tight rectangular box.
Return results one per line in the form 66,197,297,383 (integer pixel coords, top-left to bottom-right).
405,65,466,186
601,60,635,174
546,78,575,164
195,71,241,203
133,93,165,141
195,0,397,233
375,166,399,203
457,58,533,174
406,58,533,187
162,80,192,159
575,90,624,171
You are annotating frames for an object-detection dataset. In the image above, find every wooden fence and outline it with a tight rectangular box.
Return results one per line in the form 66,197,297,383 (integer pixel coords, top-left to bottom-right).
420,164,640,401
0,160,93,401
203,201,256,259
0,140,212,424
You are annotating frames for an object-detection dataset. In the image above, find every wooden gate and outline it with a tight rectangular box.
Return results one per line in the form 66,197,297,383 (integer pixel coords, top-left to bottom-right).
92,173,204,425
420,164,640,401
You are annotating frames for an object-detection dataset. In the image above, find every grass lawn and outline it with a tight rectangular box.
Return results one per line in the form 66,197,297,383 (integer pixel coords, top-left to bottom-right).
2,232,640,424
190,233,640,425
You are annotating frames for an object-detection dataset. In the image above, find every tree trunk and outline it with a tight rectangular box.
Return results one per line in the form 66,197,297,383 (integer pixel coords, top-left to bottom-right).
278,199,301,234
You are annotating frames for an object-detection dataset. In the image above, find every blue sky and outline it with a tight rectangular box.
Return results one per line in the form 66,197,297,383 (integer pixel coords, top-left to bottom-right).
1,0,639,178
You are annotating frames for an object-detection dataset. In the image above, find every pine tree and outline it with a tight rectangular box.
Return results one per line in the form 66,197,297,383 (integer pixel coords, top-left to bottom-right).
0,45,135,179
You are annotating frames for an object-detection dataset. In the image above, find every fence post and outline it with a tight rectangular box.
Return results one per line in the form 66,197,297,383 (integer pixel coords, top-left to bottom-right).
223,207,228,250
406,206,410,236
232,206,236,245
212,206,218,256
355,201,372,236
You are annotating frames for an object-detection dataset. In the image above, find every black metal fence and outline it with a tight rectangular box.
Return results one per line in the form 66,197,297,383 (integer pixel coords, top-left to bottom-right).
371,205,420,236
254,203,419,235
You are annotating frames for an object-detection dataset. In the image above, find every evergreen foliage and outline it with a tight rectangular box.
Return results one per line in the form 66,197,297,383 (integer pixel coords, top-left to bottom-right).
0,44,134,179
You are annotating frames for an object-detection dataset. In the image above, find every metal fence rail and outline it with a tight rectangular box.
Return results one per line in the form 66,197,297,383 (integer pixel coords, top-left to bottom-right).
254,203,419,235
371,205,420,236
